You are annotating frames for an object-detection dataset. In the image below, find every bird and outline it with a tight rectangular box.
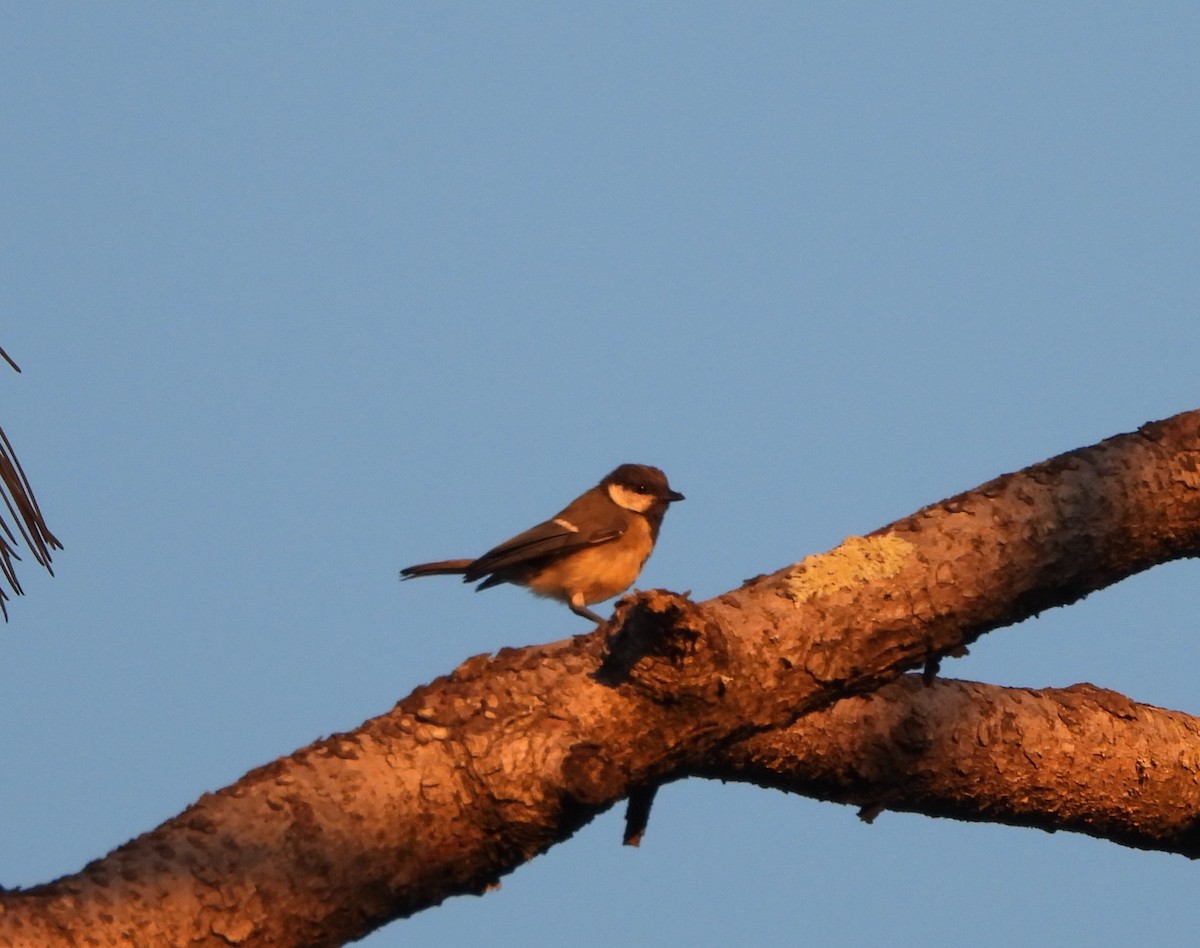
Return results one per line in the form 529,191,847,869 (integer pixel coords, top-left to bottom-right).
400,463,684,623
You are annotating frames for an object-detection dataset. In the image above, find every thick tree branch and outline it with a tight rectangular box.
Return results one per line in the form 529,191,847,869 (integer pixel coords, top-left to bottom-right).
2,410,1198,947
699,674,1200,857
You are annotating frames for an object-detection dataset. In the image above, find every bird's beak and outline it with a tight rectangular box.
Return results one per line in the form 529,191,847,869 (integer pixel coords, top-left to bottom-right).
666,489,685,502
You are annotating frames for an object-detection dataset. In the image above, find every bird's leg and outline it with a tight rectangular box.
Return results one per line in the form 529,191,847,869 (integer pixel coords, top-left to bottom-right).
569,594,606,624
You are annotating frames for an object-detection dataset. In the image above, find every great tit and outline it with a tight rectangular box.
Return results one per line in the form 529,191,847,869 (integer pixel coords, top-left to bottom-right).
400,463,684,623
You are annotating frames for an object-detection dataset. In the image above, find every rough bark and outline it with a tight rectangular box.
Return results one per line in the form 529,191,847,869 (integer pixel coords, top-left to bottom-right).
1,410,1198,947
701,675,1200,857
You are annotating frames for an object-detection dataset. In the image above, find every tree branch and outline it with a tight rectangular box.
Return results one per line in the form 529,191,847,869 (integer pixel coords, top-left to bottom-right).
699,674,1200,857
2,409,1198,947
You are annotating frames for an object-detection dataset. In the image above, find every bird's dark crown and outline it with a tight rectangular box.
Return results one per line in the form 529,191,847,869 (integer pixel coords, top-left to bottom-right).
602,463,680,500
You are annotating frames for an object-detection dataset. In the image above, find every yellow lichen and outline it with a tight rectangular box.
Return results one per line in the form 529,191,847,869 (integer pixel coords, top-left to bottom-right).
783,534,913,603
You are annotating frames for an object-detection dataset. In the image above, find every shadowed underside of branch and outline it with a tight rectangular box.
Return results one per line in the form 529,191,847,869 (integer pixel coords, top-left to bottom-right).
1,409,1199,947
0,346,61,618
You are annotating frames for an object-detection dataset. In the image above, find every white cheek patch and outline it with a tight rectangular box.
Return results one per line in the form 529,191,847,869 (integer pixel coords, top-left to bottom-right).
553,517,580,532
607,483,654,512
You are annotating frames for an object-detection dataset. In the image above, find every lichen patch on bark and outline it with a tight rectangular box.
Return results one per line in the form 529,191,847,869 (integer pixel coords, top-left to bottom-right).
783,535,913,604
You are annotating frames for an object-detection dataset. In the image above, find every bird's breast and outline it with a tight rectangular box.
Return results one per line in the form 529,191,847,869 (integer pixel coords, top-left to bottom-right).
524,517,654,605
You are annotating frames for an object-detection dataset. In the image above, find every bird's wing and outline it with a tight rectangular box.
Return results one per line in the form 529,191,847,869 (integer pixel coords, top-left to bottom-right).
464,515,624,579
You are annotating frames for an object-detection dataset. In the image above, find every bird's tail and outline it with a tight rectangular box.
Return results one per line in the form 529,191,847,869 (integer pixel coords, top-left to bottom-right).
399,559,474,580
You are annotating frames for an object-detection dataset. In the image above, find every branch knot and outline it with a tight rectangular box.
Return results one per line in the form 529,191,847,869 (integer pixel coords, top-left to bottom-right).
595,590,728,703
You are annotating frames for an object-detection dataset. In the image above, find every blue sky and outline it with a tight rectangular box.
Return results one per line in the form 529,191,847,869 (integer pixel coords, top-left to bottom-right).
3,5,1199,945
